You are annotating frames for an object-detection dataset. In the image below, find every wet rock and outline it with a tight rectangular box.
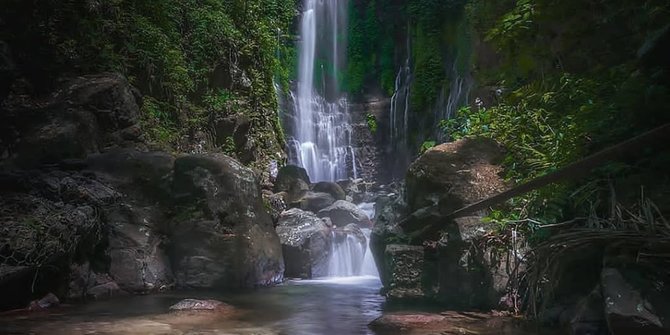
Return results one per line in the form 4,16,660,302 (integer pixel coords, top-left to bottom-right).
276,208,332,278
384,245,425,301
106,204,173,293
570,285,608,335
296,191,336,213
87,282,122,300
369,311,532,335
370,193,408,286
312,181,346,200
317,200,371,228
369,313,446,332
264,191,288,224
602,267,668,334
28,293,59,311
274,165,310,202
170,154,284,288
169,299,233,312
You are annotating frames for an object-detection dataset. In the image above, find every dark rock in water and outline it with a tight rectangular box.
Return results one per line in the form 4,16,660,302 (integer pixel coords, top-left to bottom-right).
369,312,446,332
317,200,371,228
602,267,669,335
87,282,123,300
370,311,531,335
296,191,336,213
274,165,310,202
276,208,332,278
370,193,408,286
312,181,346,200
28,293,59,311
570,285,608,335
170,153,284,288
169,299,233,312
384,244,425,301
85,149,175,293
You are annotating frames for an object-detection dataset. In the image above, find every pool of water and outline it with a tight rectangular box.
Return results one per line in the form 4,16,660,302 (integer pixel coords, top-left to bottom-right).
0,276,560,335
0,276,385,335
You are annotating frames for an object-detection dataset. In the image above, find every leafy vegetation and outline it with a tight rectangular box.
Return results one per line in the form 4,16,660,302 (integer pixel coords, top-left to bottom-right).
445,0,670,229
0,0,297,169
365,113,378,134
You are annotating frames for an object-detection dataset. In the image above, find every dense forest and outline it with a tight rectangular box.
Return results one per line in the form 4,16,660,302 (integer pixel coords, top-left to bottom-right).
0,0,669,334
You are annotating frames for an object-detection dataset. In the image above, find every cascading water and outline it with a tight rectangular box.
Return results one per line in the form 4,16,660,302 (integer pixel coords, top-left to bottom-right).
435,61,472,142
327,203,379,278
289,0,358,182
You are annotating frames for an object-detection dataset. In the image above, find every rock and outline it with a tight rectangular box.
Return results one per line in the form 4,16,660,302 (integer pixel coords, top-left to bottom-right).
28,293,59,311
263,191,288,225
384,245,425,301
169,299,233,312
4,73,143,167
87,282,122,300
317,200,371,228
296,191,336,213
405,137,506,213
369,311,525,334
85,149,175,198
312,181,346,200
601,267,668,334
570,285,608,335
276,208,332,278
274,165,310,202
369,313,446,332
170,154,284,288
0,41,16,100
370,194,408,286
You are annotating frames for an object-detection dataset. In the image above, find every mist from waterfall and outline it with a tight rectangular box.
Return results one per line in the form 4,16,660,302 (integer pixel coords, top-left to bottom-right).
290,0,357,182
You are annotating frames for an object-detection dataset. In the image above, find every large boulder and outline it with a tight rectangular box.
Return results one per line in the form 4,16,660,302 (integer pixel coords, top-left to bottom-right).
312,181,346,201
296,191,336,213
384,245,425,301
106,204,173,292
276,208,332,278
602,267,669,334
274,165,310,202
406,137,506,213
317,200,371,228
83,149,176,293
169,154,284,288
371,138,516,309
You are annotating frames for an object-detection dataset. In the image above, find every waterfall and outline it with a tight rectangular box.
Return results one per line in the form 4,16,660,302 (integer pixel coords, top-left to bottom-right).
327,203,379,278
435,62,472,142
289,0,357,182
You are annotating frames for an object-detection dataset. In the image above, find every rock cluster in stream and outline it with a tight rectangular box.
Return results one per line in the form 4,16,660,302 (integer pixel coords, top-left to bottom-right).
269,164,378,279
0,73,283,310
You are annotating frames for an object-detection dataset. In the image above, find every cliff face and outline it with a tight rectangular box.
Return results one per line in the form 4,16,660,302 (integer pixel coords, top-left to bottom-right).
0,1,297,182
0,73,285,311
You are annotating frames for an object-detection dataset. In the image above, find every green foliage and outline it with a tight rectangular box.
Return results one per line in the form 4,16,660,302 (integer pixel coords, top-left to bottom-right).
419,140,436,153
365,113,378,134
0,0,297,155
447,0,670,232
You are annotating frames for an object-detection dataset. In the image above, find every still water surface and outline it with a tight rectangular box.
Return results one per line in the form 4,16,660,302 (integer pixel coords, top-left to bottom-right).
0,276,557,335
